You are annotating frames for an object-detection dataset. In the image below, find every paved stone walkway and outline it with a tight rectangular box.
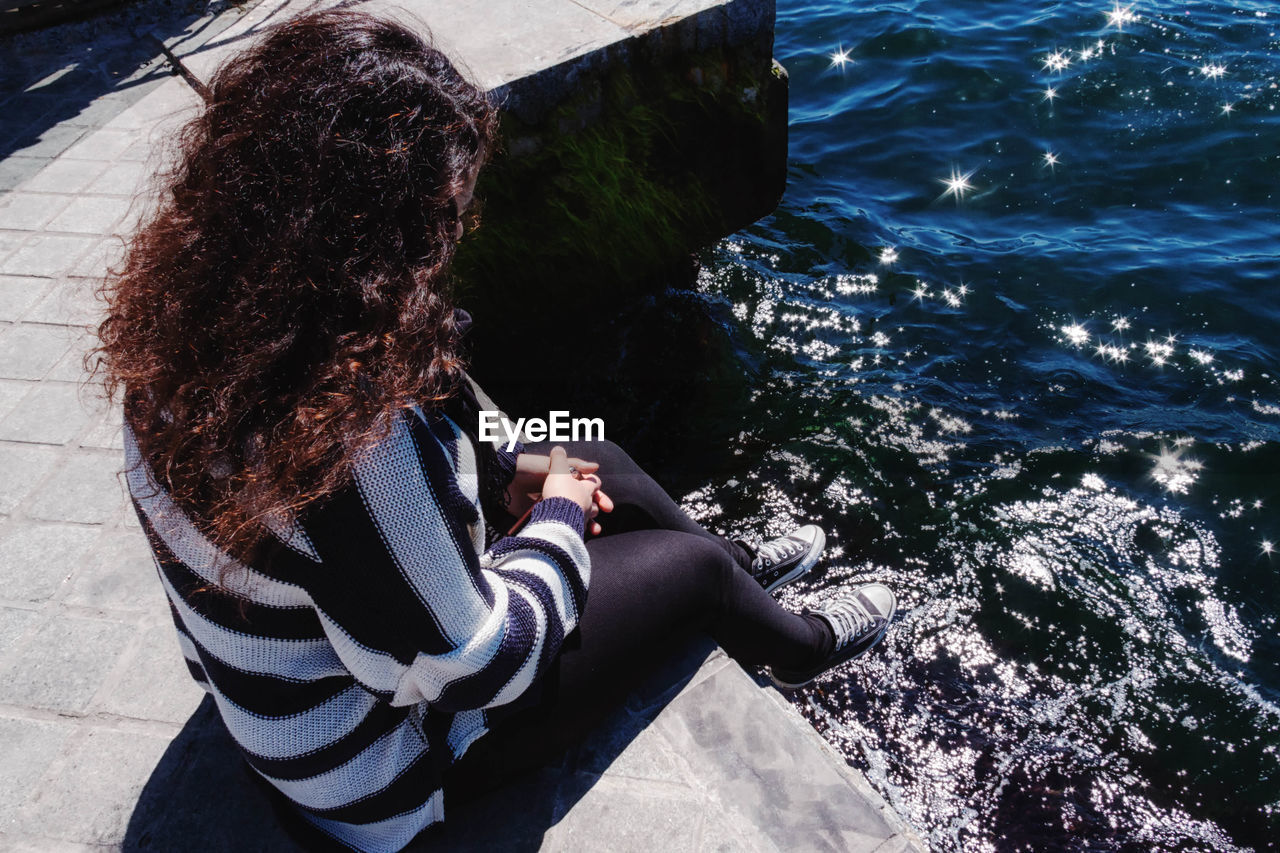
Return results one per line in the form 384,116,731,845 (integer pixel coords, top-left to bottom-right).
0,2,927,850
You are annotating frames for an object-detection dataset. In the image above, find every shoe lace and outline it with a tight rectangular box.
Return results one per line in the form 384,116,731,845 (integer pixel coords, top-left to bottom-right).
754,535,803,567
823,597,873,649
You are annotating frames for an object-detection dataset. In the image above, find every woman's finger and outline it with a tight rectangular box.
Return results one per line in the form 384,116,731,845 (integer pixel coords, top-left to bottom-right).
595,489,614,513
568,458,600,475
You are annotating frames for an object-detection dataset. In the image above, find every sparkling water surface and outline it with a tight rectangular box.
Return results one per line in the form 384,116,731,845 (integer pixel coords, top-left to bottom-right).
685,2,1280,849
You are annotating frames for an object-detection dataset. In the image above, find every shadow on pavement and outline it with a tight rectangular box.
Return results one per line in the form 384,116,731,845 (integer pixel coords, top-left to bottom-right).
122,638,714,851
120,696,302,852
0,0,244,188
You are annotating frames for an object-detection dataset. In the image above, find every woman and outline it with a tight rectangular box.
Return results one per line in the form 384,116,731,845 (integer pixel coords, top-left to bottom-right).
95,10,896,851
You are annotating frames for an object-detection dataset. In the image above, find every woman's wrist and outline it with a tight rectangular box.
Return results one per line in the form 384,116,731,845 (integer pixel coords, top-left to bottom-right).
527,496,586,537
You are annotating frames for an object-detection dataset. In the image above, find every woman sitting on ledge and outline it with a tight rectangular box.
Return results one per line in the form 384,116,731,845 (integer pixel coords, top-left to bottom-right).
94,10,896,852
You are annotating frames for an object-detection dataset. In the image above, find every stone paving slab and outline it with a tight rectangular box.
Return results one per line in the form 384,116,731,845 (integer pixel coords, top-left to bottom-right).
0,0,927,850
421,643,925,852
578,0,724,31
174,0,730,89
1,9,226,847
170,0,774,123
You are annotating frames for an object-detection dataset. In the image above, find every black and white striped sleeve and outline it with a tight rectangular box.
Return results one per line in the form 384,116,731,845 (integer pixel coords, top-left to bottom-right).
299,411,590,713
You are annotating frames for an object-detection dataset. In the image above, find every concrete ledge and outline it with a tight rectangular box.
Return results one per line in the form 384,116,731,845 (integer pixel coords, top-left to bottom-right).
419,640,928,851
164,0,788,317
110,639,926,852
172,0,774,114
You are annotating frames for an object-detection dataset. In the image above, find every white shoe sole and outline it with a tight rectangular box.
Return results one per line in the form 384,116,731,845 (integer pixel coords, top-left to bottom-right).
767,620,891,690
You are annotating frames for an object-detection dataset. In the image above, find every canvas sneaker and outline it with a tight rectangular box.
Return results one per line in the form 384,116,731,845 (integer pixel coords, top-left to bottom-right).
769,583,897,689
746,524,826,593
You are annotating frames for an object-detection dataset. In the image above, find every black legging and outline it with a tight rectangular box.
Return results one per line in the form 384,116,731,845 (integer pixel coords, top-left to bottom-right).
446,439,831,800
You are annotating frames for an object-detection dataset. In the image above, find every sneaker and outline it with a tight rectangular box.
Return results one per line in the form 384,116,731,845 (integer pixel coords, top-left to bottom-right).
746,524,826,593
768,583,897,689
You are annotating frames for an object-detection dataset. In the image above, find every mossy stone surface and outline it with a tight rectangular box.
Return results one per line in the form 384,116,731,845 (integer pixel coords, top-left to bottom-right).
456,44,787,470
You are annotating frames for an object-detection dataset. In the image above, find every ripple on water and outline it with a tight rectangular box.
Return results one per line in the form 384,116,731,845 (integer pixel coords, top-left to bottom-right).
690,1,1280,848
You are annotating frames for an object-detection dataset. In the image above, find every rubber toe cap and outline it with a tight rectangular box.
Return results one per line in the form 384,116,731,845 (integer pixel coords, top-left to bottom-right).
795,524,826,552
856,583,897,621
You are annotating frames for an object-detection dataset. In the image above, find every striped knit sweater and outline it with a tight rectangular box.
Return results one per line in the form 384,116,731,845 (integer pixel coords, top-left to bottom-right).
124,403,591,852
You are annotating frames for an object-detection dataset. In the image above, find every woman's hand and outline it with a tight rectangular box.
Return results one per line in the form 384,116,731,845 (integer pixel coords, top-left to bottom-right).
506,451,594,517
506,452,598,517
522,447,613,536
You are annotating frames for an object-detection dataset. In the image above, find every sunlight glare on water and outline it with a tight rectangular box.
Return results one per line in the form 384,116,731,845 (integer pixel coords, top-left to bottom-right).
682,1,1280,849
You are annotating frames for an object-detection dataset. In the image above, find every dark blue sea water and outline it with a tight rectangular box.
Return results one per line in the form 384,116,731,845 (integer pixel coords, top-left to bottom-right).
688,1,1280,849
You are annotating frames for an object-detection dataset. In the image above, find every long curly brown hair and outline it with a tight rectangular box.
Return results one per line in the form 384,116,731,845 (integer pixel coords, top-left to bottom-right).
93,9,497,563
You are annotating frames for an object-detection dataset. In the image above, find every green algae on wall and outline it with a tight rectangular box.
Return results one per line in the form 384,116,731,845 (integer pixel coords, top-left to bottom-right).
453,45,788,329
452,21,788,472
